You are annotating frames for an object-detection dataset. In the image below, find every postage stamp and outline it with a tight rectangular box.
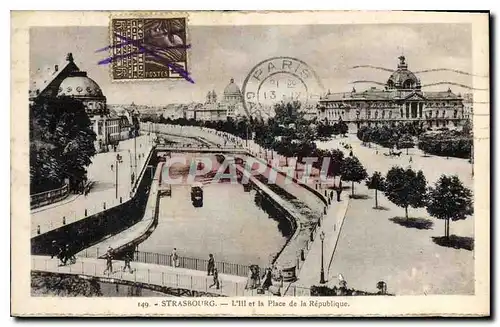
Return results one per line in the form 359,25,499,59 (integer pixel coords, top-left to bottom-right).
109,17,189,81
11,11,490,317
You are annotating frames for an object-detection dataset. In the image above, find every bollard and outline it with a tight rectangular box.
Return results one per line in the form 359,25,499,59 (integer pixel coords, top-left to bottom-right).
300,249,305,261
62,216,66,225
315,184,318,190
85,209,87,216
120,196,122,204
310,231,314,242
37,225,40,235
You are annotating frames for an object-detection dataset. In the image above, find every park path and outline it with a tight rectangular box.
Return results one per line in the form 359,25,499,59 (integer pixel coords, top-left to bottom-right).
316,135,474,295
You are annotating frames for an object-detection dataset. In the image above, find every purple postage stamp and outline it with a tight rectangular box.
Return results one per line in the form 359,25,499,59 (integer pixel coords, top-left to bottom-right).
109,17,190,81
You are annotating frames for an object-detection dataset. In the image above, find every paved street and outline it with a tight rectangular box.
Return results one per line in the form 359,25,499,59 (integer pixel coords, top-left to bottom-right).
31,135,153,237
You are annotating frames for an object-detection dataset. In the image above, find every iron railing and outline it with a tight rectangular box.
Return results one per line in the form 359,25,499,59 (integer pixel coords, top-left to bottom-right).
133,251,263,278
30,183,69,209
78,248,264,278
31,256,257,297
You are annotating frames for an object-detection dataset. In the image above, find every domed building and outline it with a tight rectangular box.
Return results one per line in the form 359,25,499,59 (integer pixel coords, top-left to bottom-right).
223,78,243,103
57,71,107,116
193,78,244,121
318,56,466,130
30,53,138,152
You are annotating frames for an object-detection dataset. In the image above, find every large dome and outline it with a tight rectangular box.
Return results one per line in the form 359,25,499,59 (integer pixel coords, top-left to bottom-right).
386,56,420,90
57,72,104,98
223,78,242,97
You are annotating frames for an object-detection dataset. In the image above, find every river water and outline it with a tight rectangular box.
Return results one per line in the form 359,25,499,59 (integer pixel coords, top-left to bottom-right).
137,153,293,268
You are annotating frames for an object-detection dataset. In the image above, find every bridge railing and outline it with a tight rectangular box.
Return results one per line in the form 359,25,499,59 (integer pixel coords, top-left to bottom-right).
77,249,264,278
133,251,265,278
31,256,258,296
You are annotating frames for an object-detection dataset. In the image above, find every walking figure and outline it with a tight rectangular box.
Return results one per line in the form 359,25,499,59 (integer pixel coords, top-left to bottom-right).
50,240,58,259
171,248,179,267
65,244,76,265
409,156,413,163
123,252,133,273
209,268,220,289
104,247,114,275
207,254,215,276
111,164,114,172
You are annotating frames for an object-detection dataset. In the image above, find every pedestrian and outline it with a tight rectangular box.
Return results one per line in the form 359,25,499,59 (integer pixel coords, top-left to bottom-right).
111,164,114,171
104,247,113,275
123,252,133,273
409,156,413,163
336,185,342,202
207,254,215,276
50,240,58,259
57,245,66,266
171,248,179,267
209,268,220,289
65,244,76,264
262,268,272,290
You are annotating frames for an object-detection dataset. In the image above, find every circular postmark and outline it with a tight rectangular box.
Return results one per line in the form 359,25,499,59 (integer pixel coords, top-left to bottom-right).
242,57,324,118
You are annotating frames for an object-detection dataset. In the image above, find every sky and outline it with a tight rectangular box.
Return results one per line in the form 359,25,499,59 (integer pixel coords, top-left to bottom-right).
30,24,474,106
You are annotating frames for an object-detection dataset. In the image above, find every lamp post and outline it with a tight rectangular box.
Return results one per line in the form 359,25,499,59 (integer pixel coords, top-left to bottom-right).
115,153,122,199
319,231,326,284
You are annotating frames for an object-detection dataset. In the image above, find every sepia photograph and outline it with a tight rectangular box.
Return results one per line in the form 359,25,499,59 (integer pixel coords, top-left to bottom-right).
11,10,490,317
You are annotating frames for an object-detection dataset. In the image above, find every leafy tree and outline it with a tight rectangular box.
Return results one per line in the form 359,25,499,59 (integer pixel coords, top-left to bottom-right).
384,167,427,219
366,171,386,208
340,156,368,196
398,134,415,155
426,175,473,238
339,119,348,137
30,96,96,193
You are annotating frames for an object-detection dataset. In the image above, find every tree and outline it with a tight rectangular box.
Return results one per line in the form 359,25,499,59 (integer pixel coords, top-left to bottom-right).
366,171,386,208
338,119,348,137
30,96,96,193
398,134,415,155
340,156,368,196
426,175,473,238
385,167,427,219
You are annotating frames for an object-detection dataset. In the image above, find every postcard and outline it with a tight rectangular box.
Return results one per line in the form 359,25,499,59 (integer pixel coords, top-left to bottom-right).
11,10,490,317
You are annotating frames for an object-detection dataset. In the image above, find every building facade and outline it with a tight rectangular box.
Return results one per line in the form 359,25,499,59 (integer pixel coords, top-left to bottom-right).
30,53,139,152
190,78,245,121
317,56,466,129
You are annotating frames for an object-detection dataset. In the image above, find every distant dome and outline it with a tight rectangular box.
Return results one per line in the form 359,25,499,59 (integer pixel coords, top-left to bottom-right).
386,56,420,90
223,78,242,97
57,72,104,98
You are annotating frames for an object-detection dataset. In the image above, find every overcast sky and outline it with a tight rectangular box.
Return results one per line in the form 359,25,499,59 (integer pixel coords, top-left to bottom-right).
30,24,473,106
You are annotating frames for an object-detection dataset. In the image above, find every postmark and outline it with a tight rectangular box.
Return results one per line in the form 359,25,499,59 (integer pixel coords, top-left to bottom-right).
108,17,190,81
242,57,324,118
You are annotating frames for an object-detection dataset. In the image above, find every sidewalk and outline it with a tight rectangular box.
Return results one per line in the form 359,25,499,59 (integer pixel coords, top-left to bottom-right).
293,191,349,289
31,135,153,237
31,255,255,296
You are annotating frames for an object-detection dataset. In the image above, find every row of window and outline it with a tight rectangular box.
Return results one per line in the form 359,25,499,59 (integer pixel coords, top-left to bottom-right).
323,108,462,120
321,101,462,109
